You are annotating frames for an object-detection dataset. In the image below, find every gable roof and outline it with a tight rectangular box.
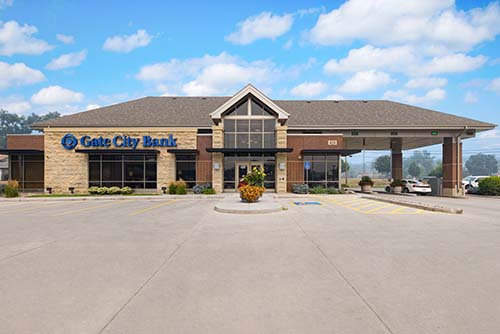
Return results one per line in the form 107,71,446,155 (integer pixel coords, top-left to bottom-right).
32,96,495,130
210,84,289,122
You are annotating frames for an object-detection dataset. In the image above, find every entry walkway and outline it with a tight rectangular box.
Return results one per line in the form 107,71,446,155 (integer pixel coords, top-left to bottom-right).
214,193,285,214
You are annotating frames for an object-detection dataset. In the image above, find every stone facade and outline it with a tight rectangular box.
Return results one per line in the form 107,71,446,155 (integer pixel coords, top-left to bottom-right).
211,125,224,193
275,125,287,193
44,127,197,194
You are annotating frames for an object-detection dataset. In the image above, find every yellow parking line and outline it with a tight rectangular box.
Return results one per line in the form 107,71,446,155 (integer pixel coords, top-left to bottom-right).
128,199,176,216
0,200,86,214
389,206,409,214
363,203,395,213
352,202,383,209
53,200,130,216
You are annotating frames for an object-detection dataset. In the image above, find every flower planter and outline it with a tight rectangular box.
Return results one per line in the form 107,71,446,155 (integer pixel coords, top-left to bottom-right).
392,186,402,193
361,185,372,193
239,185,265,203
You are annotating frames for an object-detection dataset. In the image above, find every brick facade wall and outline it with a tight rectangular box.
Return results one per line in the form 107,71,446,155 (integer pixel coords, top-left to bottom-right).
44,127,197,194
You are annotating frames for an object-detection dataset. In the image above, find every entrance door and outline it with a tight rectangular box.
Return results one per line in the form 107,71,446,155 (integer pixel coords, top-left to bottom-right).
236,161,263,189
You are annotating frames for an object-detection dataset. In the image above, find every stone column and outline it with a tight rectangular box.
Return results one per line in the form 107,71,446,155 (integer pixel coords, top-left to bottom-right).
211,125,224,193
275,125,288,193
391,138,403,180
443,137,463,197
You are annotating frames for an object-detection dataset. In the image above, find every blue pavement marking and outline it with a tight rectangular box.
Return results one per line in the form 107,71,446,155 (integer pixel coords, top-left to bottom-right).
294,201,322,206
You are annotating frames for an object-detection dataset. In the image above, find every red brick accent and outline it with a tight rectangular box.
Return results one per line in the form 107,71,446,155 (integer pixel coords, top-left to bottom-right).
6,134,44,150
443,137,460,192
391,138,403,179
196,135,212,184
287,135,344,160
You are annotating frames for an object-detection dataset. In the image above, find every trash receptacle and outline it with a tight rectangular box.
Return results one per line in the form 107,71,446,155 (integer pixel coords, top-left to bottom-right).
423,176,442,196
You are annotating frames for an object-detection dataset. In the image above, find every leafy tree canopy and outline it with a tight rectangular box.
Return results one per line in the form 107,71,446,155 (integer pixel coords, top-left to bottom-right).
373,155,391,176
407,161,421,178
465,154,498,176
0,109,60,148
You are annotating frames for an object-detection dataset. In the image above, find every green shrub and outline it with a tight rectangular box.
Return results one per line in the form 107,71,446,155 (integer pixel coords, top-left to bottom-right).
175,181,187,195
107,186,122,195
88,186,99,194
202,187,216,195
168,182,177,194
292,184,309,194
121,186,133,194
97,187,109,195
309,186,327,194
478,176,500,196
4,180,19,198
326,187,340,194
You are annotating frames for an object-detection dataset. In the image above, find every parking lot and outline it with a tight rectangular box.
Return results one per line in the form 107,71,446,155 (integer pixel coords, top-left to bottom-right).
1,195,500,334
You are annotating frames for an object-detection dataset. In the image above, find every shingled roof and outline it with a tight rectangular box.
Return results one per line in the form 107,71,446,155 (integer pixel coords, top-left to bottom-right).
32,96,495,130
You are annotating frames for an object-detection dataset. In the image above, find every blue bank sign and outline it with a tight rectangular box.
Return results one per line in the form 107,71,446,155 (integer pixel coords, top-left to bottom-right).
61,133,177,150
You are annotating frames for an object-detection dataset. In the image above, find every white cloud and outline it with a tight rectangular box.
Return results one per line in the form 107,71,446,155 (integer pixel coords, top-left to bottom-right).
405,77,447,89
418,53,487,75
290,81,327,97
487,77,500,94
464,91,478,104
325,94,344,100
0,61,46,89
0,20,53,56
56,34,74,44
46,49,87,70
103,29,152,53
31,86,83,105
181,62,273,96
0,0,13,9
324,45,487,76
383,88,446,105
225,12,293,45
308,0,500,52
0,96,31,114
85,104,100,110
339,70,392,93
324,45,419,74
477,128,500,139
136,52,288,96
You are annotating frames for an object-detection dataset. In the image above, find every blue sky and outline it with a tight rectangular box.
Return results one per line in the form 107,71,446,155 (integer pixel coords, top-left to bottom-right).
1,0,499,161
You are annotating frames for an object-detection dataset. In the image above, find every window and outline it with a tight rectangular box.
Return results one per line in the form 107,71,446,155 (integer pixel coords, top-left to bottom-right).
89,154,157,189
176,154,196,188
223,96,276,149
303,154,340,188
8,154,44,189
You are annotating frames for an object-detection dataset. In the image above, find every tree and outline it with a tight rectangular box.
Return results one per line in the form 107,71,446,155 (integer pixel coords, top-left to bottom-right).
0,110,60,148
341,159,350,173
403,150,435,177
465,154,498,175
373,155,391,176
408,161,421,178
428,163,442,177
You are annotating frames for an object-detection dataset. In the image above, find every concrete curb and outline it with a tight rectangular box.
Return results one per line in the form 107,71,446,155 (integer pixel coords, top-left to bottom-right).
362,195,463,214
214,205,284,214
0,195,224,202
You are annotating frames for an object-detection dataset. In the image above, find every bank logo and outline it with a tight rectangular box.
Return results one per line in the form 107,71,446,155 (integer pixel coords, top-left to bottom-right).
61,133,78,150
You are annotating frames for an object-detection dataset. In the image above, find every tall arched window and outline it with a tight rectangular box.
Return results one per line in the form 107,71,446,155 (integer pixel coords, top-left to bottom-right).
223,96,276,149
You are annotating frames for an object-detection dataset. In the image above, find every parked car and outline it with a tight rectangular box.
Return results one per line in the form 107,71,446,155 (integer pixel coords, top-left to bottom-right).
462,176,488,193
385,179,432,195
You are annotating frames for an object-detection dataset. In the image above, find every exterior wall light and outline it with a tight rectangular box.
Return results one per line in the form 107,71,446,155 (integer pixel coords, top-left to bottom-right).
161,186,167,194
68,187,75,194
46,187,52,194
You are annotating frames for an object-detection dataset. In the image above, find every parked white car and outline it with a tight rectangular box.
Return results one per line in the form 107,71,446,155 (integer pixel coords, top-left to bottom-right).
462,176,488,192
386,179,432,195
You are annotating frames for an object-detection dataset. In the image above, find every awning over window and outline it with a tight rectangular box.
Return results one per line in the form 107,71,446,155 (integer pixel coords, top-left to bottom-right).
166,149,199,154
74,149,160,154
301,149,361,156
206,148,293,154
0,149,44,155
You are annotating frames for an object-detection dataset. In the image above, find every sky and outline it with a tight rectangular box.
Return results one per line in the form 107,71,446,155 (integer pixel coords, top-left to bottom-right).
0,0,499,163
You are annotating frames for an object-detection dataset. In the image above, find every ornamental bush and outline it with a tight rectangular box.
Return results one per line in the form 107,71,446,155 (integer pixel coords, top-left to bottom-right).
5,180,19,198
121,186,133,195
88,186,133,195
88,186,99,194
168,182,177,195
326,187,341,194
358,176,374,187
107,186,122,195
390,179,404,187
309,186,327,194
193,183,211,194
202,187,216,195
175,180,187,195
97,187,109,195
478,176,500,196
292,184,309,194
